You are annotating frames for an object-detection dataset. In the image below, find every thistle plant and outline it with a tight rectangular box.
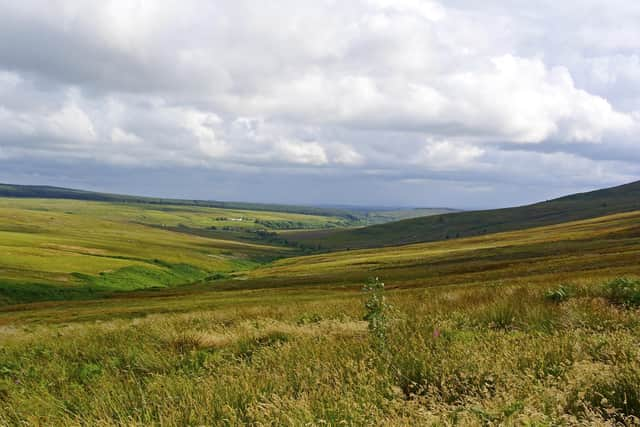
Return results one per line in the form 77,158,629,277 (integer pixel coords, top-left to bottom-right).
363,277,390,351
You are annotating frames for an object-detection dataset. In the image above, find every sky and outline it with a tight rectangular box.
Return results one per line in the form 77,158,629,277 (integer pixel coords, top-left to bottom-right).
0,1,639,209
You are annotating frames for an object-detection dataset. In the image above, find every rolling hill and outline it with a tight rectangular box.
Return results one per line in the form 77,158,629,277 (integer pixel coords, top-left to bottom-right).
0,197,348,305
238,209,640,291
4,207,639,322
285,180,640,250
0,183,454,224
0,183,360,218
0,185,455,305
2,185,640,425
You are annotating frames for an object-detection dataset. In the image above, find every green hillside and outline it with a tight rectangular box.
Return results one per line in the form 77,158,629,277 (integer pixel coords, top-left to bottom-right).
286,180,640,250
243,210,640,290
0,197,350,305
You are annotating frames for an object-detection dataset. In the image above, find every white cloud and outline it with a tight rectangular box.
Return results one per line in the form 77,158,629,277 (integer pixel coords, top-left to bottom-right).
0,70,21,90
440,55,634,143
0,92,97,146
367,0,446,21
417,140,484,170
46,102,97,143
275,140,328,166
110,127,142,145
0,0,639,204
181,111,227,159
328,143,364,166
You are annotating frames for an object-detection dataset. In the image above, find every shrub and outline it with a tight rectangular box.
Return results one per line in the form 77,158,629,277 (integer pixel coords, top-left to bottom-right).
545,285,571,303
602,278,640,307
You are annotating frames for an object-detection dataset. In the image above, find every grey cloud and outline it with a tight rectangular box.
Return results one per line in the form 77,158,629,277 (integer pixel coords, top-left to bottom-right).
0,0,638,207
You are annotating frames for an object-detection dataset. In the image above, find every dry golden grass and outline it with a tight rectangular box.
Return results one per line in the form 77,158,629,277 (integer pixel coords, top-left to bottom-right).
1,279,640,425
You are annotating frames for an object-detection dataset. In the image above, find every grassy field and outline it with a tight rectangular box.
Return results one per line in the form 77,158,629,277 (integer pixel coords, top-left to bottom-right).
1,206,640,424
0,197,349,305
1,276,639,425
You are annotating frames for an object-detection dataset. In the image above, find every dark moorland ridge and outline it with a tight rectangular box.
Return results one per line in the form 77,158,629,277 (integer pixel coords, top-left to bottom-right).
0,183,362,219
286,180,640,250
0,183,456,224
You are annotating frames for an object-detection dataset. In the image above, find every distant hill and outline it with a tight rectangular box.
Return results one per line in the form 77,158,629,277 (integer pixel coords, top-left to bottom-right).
0,183,454,224
349,207,461,224
0,183,366,219
286,180,640,250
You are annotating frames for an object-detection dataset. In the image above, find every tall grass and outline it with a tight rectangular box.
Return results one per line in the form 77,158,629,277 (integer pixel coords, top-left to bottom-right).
1,279,639,425
2,206,640,424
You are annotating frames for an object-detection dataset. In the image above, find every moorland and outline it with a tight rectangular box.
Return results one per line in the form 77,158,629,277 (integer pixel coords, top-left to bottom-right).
1,182,639,425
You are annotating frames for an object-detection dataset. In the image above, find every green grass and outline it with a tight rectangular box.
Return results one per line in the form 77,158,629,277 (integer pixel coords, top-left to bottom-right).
0,196,466,305
0,197,352,304
1,196,640,424
347,207,461,225
286,179,640,250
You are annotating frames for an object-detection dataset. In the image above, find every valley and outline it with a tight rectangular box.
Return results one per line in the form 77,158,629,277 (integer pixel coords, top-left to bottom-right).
0,182,639,425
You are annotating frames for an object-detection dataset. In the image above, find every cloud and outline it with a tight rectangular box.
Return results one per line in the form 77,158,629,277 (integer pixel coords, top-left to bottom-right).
0,0,638,206
110,127,142,145
328,143,364,166
46,100,97,144
416,141,484,171
367,0,446,21
273,140,328,166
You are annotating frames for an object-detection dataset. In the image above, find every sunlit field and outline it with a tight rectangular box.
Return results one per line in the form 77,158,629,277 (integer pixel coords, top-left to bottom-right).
1,207,639,425
0,198,350,305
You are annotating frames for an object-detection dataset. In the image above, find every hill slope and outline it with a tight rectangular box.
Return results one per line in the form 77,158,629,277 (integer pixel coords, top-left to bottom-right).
286,180,640,250
0,183,456,223
0,183,359,219
4,208,640,320
240,209,640,290
0,197,342,305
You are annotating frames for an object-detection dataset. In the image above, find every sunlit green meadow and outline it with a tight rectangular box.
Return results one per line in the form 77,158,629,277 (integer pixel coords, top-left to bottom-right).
0,198,349,304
